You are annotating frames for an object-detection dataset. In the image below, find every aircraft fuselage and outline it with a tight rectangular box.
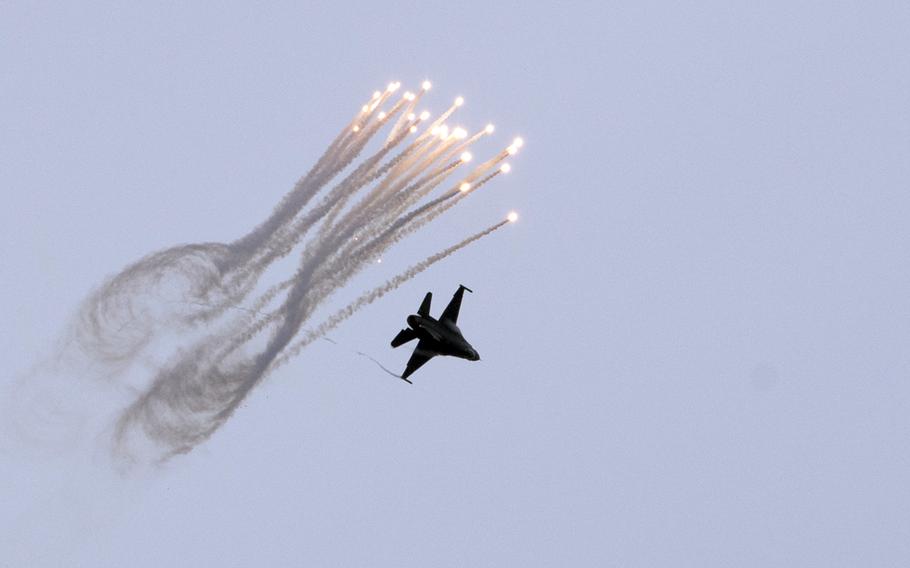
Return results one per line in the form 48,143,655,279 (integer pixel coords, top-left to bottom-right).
406,314,480,361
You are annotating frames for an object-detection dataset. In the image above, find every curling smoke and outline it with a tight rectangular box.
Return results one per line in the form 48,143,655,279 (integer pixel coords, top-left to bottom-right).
43,80,521,465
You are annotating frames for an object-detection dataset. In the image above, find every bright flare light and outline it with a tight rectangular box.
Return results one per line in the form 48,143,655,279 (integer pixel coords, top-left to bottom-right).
506,145,518,155
409,126,418,133
453,127,467,139
407,113,416,121
512,137,524,148
500,163,511,173
507,211,519,223
422,80,432,90
420,111,430,121
438,125,450,139
372,91,381,100
377,111,386,120
352,125,360,132
459,182,471,192
485,123,495,134
454,96,464,107
361,105,369,113
460,152,472,162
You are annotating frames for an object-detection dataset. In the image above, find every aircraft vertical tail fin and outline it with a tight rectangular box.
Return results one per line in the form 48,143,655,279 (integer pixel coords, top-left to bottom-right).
417,292,432,317
440,285,473,324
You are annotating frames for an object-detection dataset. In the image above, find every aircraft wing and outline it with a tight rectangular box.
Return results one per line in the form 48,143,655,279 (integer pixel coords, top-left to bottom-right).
401,340,436,381
440,284,472,325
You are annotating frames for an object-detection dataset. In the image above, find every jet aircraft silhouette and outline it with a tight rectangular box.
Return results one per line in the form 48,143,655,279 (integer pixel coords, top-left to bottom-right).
391,284,480,383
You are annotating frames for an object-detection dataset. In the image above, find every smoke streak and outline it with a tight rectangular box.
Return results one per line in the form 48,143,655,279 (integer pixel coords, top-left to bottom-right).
274,220,510,369
43,80,522,465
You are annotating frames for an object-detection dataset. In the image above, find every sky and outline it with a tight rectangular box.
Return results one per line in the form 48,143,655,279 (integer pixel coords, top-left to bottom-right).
2,1,909,566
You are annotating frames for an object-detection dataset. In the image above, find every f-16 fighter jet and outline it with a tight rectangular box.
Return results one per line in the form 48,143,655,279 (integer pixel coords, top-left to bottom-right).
391,285,480,383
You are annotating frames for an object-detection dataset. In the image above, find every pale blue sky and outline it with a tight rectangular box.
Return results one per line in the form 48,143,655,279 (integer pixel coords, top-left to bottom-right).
2,2,909,566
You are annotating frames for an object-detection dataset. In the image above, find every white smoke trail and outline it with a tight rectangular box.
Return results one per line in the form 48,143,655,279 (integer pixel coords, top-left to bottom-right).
273,219,511,369
230,155,504,362
70,114,370,369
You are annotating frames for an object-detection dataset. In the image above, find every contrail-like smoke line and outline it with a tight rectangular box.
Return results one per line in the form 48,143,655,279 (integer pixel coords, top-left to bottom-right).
274,220,510,368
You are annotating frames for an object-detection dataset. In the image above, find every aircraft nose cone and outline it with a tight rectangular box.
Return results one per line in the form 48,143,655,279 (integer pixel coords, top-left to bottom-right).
471,349,480,361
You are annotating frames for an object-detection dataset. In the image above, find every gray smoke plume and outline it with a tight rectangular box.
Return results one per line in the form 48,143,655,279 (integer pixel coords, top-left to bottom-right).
50,82,520,465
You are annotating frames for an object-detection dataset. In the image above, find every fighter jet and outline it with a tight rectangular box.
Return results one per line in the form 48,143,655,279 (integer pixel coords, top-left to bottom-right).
391,284,480,383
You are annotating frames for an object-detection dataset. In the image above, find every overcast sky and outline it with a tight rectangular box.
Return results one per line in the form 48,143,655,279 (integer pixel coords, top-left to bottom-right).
2,2,909,566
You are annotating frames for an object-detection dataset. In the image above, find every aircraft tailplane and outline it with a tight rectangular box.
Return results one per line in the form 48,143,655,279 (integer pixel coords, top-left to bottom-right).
391,328,418,348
